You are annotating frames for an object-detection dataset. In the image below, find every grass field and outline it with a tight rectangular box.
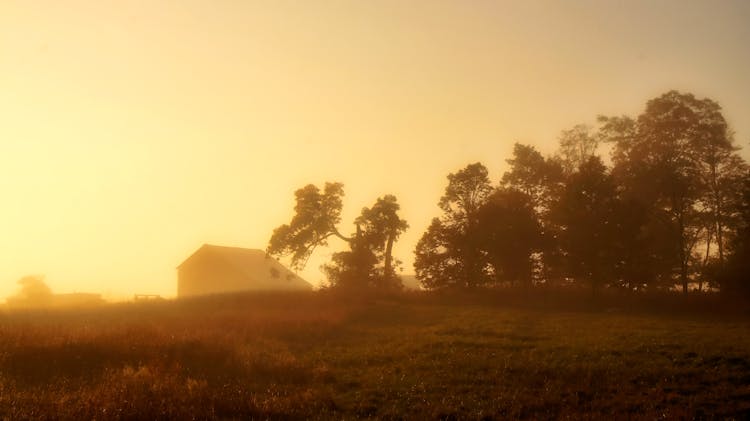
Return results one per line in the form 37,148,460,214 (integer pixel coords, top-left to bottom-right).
1,291,749,420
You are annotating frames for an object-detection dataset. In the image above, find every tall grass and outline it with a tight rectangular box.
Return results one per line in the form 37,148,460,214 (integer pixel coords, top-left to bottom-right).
1,290,749,419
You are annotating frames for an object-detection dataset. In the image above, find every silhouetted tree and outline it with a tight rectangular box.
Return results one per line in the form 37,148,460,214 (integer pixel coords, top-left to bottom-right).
477,188,542,287
551,157,619,294
501,143,565,285
597,114,676,290
411,90,747,296
601,91,737,293
694,135,747,267
267,182,348,270
7,275,53,307
502,143,564,214
415,163,493,289
557,124,600,175
268,183,407,289
356,195,409,282
718,169,750,296
414,218,465,289
322,239,380,289
609,198,675,291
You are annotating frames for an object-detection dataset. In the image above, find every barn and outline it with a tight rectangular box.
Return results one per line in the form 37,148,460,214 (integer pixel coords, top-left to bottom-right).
177,244,312,297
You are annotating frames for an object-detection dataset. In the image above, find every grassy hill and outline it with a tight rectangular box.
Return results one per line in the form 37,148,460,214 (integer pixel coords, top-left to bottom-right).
1,291,749,419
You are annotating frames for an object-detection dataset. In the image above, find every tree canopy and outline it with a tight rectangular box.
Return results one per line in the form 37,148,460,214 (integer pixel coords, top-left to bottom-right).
414,90,749,296
268,90,749,298
268,183,407,290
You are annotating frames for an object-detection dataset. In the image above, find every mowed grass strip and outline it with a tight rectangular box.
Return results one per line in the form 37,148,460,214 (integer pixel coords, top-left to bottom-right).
0,292,749,420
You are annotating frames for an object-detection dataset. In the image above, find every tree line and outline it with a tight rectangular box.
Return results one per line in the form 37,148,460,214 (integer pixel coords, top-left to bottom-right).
268,90,750,297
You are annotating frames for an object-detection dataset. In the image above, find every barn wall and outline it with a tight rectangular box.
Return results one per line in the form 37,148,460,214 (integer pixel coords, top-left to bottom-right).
178,253,250,297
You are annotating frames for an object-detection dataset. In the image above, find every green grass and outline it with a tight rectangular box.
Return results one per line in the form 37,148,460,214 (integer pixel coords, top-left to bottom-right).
1,291,749,419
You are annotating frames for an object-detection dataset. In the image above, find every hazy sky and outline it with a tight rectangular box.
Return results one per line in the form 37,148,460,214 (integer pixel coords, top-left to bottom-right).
1,0,749,299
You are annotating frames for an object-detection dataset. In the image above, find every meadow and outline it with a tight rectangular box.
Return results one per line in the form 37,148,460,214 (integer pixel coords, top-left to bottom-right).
1,291,749,420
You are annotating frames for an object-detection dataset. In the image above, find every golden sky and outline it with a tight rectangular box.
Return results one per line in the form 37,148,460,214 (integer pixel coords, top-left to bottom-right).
1,0,749,299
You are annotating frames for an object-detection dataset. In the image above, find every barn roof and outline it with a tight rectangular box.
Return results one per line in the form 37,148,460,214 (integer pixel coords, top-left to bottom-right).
178,244,312,290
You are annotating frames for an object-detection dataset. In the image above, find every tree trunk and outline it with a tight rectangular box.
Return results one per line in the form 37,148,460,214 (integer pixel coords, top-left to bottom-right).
717,196,724,264
678,212,689,294
384,233,394,280
710,160,725,265
699,226,713,293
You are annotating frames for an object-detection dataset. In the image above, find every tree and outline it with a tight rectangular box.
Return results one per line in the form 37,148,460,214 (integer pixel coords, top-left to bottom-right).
557,124,600,175
267,182,347,270
439,162,494,227
718,169,750,296
551,157,619,294
268,183,407,289
502,143,564,214
356,195,409,281
345,195,409,288
476,188,542,287
414,218,466,289
597,114,637,169
501,143,565,285
601,91,735,293
6,276,53,307
322,241,380,290
415,163,493,289
609,198,676,291
598,114,676,290
690,97,747,265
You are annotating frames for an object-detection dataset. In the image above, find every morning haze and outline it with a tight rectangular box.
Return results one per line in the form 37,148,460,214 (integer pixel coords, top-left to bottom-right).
2,0,749,298
3,1,750,418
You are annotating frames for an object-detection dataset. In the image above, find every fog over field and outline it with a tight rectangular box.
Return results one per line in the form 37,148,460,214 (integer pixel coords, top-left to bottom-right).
2,0,750,419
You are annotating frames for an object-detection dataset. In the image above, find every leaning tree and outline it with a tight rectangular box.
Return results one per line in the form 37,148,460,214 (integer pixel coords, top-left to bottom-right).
267,182,407,289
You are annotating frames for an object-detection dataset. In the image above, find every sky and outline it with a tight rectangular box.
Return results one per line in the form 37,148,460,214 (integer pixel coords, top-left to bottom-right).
1,0,749,299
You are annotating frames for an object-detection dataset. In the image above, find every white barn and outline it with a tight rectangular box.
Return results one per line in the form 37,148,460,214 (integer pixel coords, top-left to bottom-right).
177,244,312,297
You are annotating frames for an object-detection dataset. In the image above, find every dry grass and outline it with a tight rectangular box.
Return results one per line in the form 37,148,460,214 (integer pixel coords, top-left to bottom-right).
1,290,749,420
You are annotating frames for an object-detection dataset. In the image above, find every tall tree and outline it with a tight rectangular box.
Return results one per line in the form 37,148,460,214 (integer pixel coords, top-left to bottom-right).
415,163,493,289
601,91,731,293
501,143,565,285
551,157,619,294
502,143,564,214
689,97,747,265
609,198,676,291
719,169,750,296
355,195,409,286
414,218,465,289
439,162,494,227
476,188,542,287
598,114,676,290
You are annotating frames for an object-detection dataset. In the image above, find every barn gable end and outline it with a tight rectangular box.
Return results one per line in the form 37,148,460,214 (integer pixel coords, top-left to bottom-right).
177,244,312,297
